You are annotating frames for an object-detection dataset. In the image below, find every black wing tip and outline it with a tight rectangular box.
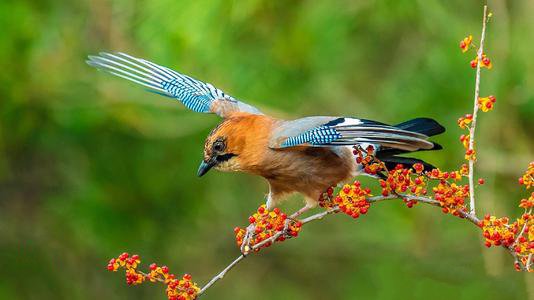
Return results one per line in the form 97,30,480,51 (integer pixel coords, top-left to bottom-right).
380,156,437,172
431,142,443,150
395,117,446,136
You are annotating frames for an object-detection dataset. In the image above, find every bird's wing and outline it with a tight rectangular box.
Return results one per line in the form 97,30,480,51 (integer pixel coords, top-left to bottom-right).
86,52,262,118
269,116,435,152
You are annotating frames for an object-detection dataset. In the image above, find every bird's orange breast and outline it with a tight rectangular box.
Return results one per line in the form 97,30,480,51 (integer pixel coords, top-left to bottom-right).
220,113,355,199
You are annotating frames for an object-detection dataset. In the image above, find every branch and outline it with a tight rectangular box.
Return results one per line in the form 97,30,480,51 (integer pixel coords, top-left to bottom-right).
197,255,245,297
468,5,489,215
196,193,482,298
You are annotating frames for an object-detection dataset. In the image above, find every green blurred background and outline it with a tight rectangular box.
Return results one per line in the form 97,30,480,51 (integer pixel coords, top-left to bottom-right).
1,0,533,299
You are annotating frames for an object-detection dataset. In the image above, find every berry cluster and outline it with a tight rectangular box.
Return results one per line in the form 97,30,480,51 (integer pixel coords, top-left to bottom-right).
334,181,371,218
477,95,497,112
480,215,517,248
459,35,473,53
479,163,534,271
379,164,428,207
470,54,492,69
457,114,473,129
319,181,372,218
518,162,534,189
234,205,302,252
459,35,493,69
352,145,384,175
457,114,477,161
107,253,199,299
432,181,469,216
479,213,533,271
519,193,533,209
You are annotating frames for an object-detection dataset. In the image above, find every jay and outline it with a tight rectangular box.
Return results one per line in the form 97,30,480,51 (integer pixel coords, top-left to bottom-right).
87,52,445,218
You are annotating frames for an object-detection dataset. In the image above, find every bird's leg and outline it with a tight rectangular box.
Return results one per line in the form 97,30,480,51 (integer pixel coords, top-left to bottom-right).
289,203,314,220
289,206,309,219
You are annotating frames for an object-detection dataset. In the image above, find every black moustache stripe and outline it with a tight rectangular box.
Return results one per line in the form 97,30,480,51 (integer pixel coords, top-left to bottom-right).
216,153,237,162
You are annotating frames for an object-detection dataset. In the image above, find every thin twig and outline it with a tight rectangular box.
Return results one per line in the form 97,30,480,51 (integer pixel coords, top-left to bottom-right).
468,5,489,215
197,254,246,297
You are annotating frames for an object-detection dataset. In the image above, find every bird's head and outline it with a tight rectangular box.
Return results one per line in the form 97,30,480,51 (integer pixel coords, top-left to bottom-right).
197,121,244,177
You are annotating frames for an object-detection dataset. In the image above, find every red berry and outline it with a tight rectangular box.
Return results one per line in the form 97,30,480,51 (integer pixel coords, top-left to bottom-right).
183,274,192,281
327,187,334,195
234,227,240,233
470,60,477,68
478,178,485,185
258,206,265,214
519,177,524,185
131,254,140,261
273,207,280,214
161,266,169,274
248,216,256,223
149,263,157,271
360,207,368,214
459,41,466,49
107,264,114,271
482,57,490,65
488,95,496,103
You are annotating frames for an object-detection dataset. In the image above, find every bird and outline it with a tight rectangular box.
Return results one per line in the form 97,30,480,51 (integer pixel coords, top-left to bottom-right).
87,52,445,218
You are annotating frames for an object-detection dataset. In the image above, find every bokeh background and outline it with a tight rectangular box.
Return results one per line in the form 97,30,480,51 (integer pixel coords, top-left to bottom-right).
1,0,533,299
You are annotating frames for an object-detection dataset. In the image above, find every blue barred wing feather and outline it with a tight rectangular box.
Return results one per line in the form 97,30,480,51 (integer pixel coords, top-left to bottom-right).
271,117,438,152
86,52,261,117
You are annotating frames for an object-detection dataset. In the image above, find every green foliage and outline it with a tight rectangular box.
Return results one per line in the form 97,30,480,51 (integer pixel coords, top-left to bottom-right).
0,0,532,299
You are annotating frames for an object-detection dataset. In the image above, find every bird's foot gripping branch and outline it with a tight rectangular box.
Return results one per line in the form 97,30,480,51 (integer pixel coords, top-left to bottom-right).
105,5,532,299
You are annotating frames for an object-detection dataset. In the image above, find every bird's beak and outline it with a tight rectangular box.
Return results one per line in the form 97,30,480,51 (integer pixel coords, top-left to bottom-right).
197,159,216,177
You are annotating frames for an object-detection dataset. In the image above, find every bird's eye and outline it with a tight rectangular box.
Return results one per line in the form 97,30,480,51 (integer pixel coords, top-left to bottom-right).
212,140,225,152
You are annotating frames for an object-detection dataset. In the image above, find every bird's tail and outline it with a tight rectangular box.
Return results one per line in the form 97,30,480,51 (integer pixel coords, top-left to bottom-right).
375,118,445,172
